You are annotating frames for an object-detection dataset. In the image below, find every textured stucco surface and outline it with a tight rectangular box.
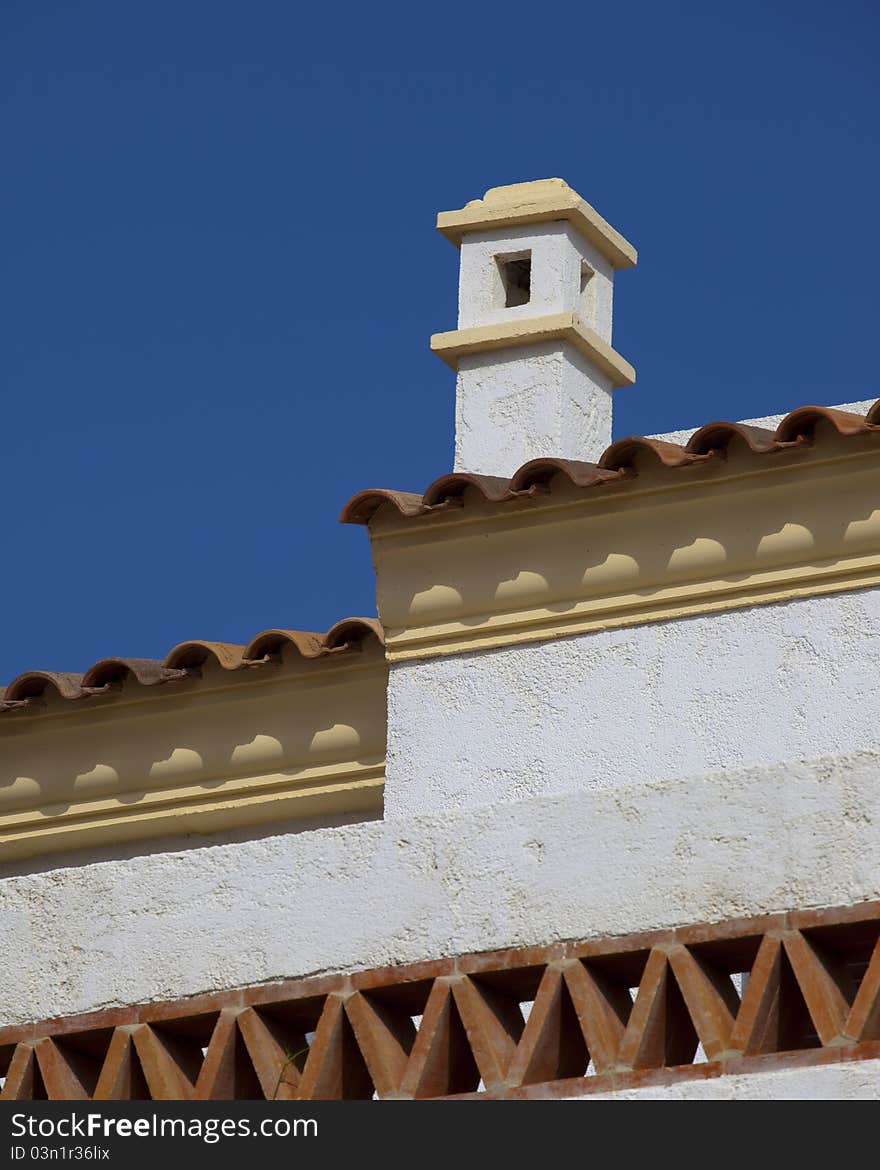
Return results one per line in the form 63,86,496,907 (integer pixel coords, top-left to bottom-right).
385,589,880,817
455,341,613,475
574,1061,880,1100
456,223,613,337
2,748,878,1026
452,221,618,474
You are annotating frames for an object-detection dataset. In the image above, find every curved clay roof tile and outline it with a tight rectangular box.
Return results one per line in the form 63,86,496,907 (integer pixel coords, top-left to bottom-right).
323,616,384,651
598,437,703,471
4,671,90,702
685,422,781,456
508,458,621,493
81,658,186,689
774,406,876,443
866,400,880,426
243,629,327,661
421,473,513,508
339,489,426,525
164,641,247,671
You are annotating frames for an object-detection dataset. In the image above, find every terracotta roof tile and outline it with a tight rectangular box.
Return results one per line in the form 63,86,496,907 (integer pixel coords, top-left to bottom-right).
341,400,880,524
1,618,384,714
598,435,705,470
685,421,779,455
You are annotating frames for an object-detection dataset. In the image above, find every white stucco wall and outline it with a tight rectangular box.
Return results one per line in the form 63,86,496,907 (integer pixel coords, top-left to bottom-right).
2,747,878,1026
455,341,613,475
385,588,880,818
457,223,614,338
571,1060,880,1100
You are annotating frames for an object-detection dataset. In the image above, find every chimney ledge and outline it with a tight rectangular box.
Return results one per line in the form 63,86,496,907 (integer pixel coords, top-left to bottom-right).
430,311,636,388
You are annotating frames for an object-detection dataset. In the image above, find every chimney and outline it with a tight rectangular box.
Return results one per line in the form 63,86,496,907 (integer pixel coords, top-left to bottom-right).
431,179,637,476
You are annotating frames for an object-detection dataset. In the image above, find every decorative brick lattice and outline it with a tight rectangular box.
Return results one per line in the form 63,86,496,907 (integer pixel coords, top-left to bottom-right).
4,902,880,1100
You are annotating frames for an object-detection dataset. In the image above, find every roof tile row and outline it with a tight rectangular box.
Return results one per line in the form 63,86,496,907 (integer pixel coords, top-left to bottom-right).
0,618,384,712
341,402,880,524
7,400,879,712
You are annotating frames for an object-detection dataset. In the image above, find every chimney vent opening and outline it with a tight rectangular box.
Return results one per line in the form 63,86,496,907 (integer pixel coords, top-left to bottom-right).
496,252,532,308
579,259,596,320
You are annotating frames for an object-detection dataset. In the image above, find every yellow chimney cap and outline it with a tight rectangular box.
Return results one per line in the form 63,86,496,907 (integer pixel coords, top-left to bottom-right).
436,178,637,270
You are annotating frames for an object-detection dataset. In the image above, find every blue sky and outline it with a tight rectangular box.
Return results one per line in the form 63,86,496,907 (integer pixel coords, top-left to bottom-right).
2,1,878,678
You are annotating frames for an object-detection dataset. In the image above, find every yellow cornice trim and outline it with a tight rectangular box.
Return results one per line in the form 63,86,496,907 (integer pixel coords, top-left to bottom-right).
0,658,388,861
436,179,637,269
368,441,880,663
430,313,636,388
384,557,880,661
0,769,385,864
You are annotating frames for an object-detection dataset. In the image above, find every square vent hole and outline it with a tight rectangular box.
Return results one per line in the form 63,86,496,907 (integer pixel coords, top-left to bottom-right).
496,251,532,307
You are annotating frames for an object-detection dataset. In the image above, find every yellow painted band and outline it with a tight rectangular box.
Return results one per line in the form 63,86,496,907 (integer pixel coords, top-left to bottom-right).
369,439,880,663
430,312,636,387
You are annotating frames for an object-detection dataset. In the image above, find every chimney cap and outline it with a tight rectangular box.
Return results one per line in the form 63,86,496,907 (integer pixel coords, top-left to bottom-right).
436,178,637,270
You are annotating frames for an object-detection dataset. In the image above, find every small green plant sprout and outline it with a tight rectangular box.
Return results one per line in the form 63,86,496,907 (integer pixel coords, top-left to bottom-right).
271,1044,309,1101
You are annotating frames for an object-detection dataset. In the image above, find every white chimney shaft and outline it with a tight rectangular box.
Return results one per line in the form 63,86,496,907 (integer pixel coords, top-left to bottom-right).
431,179,637,477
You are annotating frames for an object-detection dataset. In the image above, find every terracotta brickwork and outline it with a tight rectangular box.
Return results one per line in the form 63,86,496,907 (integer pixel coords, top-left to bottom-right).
4,901,880,1101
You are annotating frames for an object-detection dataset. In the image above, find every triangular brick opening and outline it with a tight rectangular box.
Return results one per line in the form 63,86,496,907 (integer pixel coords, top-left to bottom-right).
345,988,426,1097
403,983,481,1098
145,1011,219,1093
565,956,639,1074
510,967,590,1086
95,1032,151,1100
227,1026,274,1100
799,922,872,1017
804,918,880,990
356,977,435,1064
666,944,745,1062
687,933,762,1004
51,1028,116,1097
2,1046,48,1100
776,948,824,1051
129,1013,221,1100
166,1010,220,1073
614,951,700,1070
845,931,880,1042
452,974,531,1088
298,997,374,1099
731,937,821,1055
192,1014,265,1100
237,1004,314,1100
0,1042,17,1091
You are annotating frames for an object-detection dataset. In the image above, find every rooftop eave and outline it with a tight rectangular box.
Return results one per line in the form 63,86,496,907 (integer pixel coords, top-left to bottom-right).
0,621,389,862
356,432,880,662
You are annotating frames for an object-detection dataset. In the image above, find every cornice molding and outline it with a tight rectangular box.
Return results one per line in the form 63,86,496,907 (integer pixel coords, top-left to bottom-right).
369,440,880,662
0,655,387,861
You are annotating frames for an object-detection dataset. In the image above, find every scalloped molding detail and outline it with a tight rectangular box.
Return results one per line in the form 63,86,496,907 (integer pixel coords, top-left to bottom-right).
0,654,387,861
368,438,880,662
